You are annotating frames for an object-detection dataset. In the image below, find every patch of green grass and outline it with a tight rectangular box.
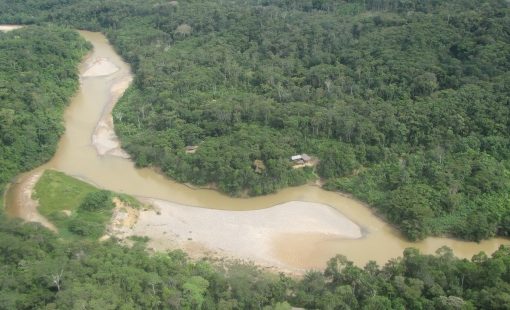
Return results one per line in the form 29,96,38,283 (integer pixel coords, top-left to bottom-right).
34,170,97,217
128,235,149,243
33,170,137,240
117,193,142,209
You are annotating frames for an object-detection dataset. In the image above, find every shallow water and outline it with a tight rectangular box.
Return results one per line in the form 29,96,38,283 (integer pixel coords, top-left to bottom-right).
4,31,509,269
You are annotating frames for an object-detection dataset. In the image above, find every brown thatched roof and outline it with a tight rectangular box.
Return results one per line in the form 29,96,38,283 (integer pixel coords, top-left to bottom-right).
253,160,266,173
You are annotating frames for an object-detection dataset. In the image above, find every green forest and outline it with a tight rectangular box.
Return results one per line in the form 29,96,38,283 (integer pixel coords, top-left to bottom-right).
2,216,510,309
0,26,90,195
2,0,508,240
1,1,510,309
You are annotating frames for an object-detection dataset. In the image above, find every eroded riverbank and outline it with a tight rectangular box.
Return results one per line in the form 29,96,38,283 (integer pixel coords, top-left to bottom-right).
4,29,509,272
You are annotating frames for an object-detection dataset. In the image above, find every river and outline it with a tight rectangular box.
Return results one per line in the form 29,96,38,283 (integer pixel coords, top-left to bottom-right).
4,30,509,270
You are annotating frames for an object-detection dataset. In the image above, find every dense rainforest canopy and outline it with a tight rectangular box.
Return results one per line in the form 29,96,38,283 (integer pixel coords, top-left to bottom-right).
1,0,510,238
1,2,510,309
2,216,510,309
3,0,508,241
0,26,90,195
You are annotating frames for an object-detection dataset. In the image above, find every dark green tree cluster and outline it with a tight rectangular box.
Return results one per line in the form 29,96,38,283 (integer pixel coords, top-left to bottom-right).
67,190,115,238
1,215,510,309
0,0,509,240
0,25,90,194
1,7,510,309
294,247,510,309
79,190,114,212
0,216,292,309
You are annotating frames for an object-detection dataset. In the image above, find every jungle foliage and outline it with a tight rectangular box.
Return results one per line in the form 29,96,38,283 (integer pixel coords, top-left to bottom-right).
1,216,510,309
0,1,509,241
0,25,90,195
1,2,510,308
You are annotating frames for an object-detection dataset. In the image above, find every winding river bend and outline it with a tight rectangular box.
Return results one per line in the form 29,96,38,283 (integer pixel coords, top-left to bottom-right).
4,30,509,271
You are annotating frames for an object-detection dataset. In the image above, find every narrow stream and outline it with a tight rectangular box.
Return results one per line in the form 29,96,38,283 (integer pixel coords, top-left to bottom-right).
4,30,509,269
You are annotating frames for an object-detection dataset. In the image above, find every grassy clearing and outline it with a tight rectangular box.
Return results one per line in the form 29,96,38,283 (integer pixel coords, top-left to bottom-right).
117,193,142,209
33,170,138,240
34,170,96,217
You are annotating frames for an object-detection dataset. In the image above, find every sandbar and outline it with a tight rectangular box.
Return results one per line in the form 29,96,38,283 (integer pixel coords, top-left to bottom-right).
91,75,132,158
82,57,119,77
116,199,362,272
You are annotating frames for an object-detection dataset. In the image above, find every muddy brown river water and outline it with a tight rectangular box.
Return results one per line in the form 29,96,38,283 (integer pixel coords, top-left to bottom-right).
4,30,509,270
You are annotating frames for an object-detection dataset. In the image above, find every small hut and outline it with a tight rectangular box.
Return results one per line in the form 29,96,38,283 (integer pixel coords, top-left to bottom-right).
252,160,266,173
185,145,198,154
291,155,302,161
301,154,312,163
291,153,315,168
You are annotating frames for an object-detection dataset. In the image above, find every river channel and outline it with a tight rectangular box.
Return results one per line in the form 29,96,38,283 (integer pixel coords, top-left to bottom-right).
4,30,509,270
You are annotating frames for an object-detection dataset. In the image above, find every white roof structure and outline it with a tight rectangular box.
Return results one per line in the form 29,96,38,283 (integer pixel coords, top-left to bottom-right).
291,155,303,161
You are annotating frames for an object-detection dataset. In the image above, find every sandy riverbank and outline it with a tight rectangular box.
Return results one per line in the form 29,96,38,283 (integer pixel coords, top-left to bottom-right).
91,74,133,158
6,171,57,232
82,57,120,77
115,199,362,273
79,52,132,158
